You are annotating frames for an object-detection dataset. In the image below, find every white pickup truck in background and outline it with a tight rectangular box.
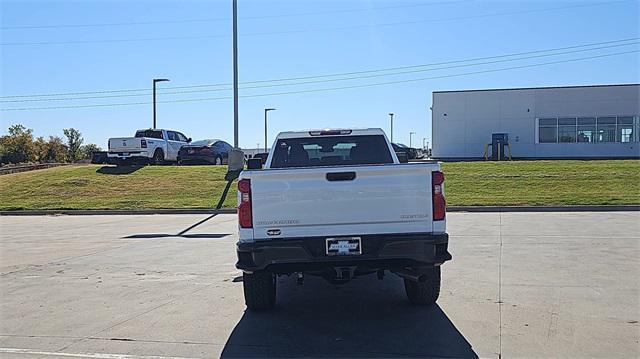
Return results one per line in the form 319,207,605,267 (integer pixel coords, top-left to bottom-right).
235,128,451,310
107,129,191,165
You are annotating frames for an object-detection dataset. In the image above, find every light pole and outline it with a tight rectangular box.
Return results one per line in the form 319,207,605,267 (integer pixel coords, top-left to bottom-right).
152,78,170,129
409,132,416,148
388,113,394,142
264,108,276,152
232,0,239,148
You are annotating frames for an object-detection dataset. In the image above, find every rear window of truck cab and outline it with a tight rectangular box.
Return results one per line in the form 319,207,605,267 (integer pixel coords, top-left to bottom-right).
270,135,393,168
135,130,163,139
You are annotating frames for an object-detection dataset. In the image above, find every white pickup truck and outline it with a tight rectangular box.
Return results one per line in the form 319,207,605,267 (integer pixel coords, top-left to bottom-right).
235,128,451,310
107,129,191,165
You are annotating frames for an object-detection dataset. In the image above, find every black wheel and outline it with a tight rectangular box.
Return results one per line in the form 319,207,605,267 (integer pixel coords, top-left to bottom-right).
214,156,222,165
151,149,164,165
404,266,441,305
243,271,276,310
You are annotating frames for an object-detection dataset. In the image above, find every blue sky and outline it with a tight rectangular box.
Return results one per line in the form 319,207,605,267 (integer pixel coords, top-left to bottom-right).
1,0,639,149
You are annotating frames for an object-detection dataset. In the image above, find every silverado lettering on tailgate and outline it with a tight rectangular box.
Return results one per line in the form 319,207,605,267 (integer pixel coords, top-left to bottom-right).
256,219,300,226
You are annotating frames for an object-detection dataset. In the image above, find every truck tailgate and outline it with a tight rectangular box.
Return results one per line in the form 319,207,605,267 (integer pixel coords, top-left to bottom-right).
250,164,435,240
109,137,143,152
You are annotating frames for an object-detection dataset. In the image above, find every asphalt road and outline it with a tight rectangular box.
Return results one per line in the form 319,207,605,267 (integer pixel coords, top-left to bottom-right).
0,212,638,358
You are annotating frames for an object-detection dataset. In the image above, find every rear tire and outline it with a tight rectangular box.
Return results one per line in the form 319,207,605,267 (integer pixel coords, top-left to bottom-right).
151,149,164,165
404,266,441,305
243,271,276,310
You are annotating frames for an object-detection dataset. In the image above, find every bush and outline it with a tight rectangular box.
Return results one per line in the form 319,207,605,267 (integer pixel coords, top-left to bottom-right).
34,136,68,163
81,143,102,160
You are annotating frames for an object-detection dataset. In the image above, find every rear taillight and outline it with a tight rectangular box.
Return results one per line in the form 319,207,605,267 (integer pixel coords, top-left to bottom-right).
432,171,446,221
141,139,147,148
238,179,252,228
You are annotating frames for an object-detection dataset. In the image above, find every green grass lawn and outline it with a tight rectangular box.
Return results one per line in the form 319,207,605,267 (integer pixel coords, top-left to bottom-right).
441,160,640,206
0,165,237,210
0,160,638,210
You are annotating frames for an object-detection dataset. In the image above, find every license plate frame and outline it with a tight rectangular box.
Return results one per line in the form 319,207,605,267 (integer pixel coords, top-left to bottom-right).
326,237,362,256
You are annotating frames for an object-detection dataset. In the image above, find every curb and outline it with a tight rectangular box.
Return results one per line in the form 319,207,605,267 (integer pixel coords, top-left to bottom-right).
0,208,236,216
0,206,638,216
447,205,640,212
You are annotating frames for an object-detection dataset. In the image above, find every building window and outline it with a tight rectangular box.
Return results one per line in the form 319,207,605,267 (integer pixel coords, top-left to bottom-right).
596,117,617,142
558,117,577,142
577,117,596,142
617,116,634,142
538,118,557,143
538,115,639,143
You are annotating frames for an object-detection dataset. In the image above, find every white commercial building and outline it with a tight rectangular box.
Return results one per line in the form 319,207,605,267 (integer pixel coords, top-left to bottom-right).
431,84,640,159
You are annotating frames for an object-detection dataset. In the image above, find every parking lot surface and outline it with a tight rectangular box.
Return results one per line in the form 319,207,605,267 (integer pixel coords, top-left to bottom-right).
0,212,638,358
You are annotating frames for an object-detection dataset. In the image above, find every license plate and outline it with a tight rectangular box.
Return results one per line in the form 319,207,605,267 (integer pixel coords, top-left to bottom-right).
121,152,129,156
326,237,361,256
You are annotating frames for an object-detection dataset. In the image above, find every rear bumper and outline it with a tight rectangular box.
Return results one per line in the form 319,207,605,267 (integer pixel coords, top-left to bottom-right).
107,152,150,164
107,152,148,158
236,233,451,273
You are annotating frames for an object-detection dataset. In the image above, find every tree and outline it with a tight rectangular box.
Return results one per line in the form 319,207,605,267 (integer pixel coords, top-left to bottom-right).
34,136,67,163
80,143,102,160
0,124,36,164
63,128,83,162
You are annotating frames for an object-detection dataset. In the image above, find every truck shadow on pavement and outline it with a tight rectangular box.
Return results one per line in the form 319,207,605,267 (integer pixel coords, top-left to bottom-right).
96,165,144,175
221,274,478,358
122,214,232,239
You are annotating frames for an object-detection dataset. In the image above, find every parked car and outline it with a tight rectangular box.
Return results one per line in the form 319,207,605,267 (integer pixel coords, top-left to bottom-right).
177,139,233,165
391,143,420,160
235,128,450,310
107,129,191,166
251,152,269,165
90,151,108,164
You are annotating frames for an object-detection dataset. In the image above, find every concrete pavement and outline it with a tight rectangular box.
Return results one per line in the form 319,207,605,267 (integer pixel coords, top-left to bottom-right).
0,212,638,358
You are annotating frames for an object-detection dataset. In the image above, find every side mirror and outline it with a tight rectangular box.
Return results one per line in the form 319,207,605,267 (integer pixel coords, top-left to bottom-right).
396,151,408,163
187,138,192,143
247,158,263,170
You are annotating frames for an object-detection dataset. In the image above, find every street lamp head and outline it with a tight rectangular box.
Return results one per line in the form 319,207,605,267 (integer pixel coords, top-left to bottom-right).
389,113,394,116
153,78,170,83
265,108,276,112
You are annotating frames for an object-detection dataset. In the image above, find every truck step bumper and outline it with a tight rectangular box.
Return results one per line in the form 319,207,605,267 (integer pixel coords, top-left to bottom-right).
236,233,451,273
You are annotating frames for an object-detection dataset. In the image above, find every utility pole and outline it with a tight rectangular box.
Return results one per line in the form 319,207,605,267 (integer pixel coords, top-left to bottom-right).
388,113,394,142
264,108,276,152
423,137,426,149
232,0,239,148
409,132,416,148
152,78,169,129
